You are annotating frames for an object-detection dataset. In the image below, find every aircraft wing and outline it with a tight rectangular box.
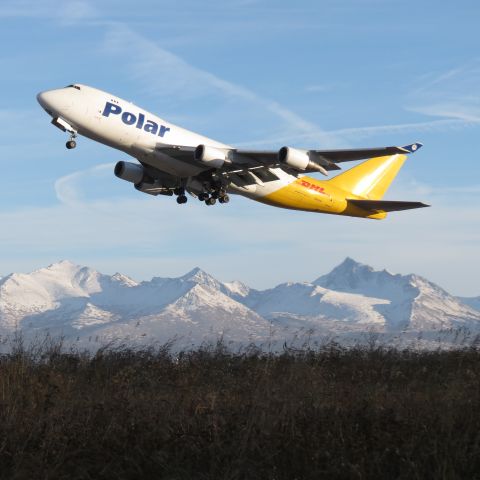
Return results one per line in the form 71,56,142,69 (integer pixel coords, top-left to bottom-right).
306,143,421,163
154,142,423,177
227,143,421,168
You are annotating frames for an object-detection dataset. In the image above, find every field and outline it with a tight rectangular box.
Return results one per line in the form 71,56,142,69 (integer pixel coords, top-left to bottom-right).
1,337,480,479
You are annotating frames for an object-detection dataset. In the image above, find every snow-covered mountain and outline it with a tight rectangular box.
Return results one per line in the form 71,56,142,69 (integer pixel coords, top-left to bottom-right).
0,259,478,349
313,258,480,331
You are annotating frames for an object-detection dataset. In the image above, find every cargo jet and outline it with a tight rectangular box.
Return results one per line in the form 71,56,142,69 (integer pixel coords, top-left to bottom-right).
37,84,429,219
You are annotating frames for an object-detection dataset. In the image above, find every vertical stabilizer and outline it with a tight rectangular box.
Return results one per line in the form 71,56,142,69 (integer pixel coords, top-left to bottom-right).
327,154,407,200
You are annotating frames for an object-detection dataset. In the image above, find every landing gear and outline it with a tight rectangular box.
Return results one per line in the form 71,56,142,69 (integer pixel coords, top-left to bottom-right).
65,132,77,149
200,189,229,206
174,185,188,204
191,173,232,206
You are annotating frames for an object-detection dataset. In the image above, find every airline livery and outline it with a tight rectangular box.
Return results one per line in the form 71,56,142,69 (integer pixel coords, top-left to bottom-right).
37,84,429,219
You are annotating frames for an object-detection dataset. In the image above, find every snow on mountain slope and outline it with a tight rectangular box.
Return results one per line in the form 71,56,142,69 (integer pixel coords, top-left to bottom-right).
313,258,480,331
241,281,387,328
0,263,270,346
0,259,478,347
0,261,138,331
223,280,251,298
92,283,271,348
314,257,417,301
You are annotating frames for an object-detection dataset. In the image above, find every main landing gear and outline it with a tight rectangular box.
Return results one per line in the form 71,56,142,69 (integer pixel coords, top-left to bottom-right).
173,179,230,207
65,133,77,149
198,189,229,206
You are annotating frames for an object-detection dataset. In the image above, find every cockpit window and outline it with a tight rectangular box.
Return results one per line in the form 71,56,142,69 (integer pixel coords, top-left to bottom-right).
65,84,81,90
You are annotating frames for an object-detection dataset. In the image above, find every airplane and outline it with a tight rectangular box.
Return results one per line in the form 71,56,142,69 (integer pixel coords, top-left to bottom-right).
36,83,429,219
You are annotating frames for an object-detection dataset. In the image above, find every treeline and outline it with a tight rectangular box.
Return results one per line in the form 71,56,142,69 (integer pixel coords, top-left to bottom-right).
1,338,480,479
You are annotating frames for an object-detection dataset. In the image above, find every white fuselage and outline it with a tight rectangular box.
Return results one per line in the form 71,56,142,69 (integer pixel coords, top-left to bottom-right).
36,84,296,199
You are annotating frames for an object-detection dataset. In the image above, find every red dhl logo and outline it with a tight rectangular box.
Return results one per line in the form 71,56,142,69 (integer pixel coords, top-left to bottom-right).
298,179,328,196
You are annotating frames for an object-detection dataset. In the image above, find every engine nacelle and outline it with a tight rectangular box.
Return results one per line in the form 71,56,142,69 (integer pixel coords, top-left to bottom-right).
278,147,328,176
194,144,228,169
278,147,310,171
114,161,145,184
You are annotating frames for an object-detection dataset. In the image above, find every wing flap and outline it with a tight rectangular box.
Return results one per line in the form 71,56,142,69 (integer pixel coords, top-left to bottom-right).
347,199,430,212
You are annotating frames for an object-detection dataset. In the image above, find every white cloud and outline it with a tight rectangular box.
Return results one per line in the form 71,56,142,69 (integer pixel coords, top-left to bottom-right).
5,161,475,296
54,163,116,206
0,188,478,296
100,22,339,147
235,117,476,148
406,60,480,122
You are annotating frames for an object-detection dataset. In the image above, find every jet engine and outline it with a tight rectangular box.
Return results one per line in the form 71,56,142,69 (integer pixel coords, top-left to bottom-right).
278,147,328,176
194,144,229,169
114,161,145,184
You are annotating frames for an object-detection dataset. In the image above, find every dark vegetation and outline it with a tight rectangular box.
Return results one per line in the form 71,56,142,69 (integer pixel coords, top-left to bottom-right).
1,337,480,479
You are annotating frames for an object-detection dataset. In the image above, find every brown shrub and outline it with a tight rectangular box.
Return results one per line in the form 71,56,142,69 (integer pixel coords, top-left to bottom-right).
0,339,480,479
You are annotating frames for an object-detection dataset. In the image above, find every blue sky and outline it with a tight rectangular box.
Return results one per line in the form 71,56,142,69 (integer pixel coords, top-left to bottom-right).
0,0,479,295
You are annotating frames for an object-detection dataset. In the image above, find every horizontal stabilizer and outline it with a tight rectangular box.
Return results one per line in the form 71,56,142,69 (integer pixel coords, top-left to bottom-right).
347,199,430,212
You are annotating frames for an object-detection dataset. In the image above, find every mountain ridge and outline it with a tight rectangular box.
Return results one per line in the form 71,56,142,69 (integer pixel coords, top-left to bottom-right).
0,259,478,348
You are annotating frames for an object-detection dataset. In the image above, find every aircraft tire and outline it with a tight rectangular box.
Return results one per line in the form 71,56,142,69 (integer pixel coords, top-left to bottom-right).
177,195,188,204
206,197,216,206
66,140,76,149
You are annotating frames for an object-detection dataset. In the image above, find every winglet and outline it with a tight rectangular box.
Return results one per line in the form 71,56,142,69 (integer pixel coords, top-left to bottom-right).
399,142,423,154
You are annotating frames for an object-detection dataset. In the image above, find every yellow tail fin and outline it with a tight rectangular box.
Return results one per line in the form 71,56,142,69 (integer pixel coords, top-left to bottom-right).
327,154,407,200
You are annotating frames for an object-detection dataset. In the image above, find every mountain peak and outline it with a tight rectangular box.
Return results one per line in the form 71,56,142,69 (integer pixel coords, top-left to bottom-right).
47,259,79,269
313,258,401,294
183,266,205,276
180,267,219,284
342,256,361,266
337,257,369,271
314,258,373,287
111,272,138,287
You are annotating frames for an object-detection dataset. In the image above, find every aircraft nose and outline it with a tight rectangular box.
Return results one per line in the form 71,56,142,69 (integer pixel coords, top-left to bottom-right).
36,89,73,115
36,90,52,109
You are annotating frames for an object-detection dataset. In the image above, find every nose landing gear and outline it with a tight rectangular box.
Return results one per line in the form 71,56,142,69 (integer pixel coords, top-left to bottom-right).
65,133,77,149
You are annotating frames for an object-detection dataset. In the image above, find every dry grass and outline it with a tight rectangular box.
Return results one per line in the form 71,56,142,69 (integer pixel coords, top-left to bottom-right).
1,337,480,479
